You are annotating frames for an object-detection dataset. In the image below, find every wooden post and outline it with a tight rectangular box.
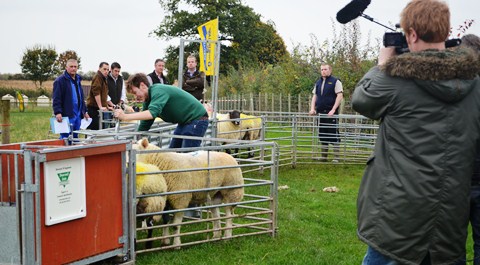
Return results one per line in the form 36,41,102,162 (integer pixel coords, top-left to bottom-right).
271,93,274,113
2,99,10,144
288,94,291,113
250,93,254,113
279,94,283,113
298,94,301,113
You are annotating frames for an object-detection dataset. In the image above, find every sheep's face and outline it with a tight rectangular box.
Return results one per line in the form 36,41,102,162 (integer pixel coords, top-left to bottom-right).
229,110,241,126
136,197,149,214
132,138,160,151
136,196,166,216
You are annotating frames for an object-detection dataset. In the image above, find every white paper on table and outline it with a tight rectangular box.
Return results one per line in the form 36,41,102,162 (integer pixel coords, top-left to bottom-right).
50,117,70,134
80,118,92,130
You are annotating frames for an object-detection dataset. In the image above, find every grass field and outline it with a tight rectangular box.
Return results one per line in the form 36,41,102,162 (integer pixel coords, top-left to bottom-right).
3,107,477,264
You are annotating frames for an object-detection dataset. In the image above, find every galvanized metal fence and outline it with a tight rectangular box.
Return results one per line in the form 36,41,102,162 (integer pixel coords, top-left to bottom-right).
130,141,279,254
86,109,378,168
259,112,378,167
0,149,30,265
214,92,356,115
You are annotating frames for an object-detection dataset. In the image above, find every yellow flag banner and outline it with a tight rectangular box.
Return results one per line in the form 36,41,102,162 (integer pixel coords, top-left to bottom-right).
197,18,218,76
16,91,24,112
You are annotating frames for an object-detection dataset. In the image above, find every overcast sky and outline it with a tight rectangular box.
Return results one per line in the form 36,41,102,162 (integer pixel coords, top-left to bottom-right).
0,0,478,75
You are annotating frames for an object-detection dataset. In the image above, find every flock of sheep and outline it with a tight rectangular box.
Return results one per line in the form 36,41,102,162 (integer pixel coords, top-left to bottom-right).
133,107,263,249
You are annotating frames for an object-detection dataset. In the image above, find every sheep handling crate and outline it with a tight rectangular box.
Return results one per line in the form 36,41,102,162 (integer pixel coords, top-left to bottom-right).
0,139,134,265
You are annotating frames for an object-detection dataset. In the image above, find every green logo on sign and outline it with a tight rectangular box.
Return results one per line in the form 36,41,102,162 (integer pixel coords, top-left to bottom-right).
57,172,70,187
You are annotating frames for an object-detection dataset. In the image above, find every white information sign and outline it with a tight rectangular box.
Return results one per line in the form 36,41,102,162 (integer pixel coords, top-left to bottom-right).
44,157,86,226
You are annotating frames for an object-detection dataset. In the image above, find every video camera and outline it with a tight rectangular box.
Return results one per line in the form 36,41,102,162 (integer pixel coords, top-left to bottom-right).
336,0,461,54
383,26,408,54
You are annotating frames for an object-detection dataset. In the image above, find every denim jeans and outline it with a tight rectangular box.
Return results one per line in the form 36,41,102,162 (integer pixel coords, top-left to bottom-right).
362,247,399,265
59,115,81,139
363,246,466,265
471,185,480,265
169,119,208,148
102,111,114,129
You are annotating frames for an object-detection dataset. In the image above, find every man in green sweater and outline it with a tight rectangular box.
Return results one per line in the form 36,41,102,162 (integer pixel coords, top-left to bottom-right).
113,73,208,148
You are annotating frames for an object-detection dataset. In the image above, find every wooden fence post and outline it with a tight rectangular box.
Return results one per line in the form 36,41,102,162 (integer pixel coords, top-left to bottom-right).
288,94,291,113
298,94,301,113
2,99,10,144
250,93,254,112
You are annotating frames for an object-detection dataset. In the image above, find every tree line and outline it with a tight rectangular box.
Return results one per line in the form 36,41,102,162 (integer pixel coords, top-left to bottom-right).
15,0,379,99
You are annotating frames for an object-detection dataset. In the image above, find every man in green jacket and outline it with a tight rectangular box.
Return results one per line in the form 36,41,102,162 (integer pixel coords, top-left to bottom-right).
114,73,208,148
352,0,480,264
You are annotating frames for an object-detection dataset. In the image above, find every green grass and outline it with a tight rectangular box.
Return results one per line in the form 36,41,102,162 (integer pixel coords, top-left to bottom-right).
3,108,476,264
2,105,56,143
135,164,367,265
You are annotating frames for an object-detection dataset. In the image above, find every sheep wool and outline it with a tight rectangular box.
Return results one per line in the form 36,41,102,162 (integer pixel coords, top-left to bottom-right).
216,112,242,142
240,113,262,141
135,162,167,221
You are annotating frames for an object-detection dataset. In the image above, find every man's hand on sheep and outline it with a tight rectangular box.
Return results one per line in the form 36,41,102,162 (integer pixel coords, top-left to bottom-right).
114,108,154,121
114,109,125,120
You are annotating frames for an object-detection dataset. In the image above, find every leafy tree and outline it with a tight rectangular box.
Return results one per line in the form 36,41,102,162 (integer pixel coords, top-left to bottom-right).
154,0,288,78
322,20,379,102
121,71,130,81
56,50,81,72
20,45,58,88
218,20,379,105
78,70,96,81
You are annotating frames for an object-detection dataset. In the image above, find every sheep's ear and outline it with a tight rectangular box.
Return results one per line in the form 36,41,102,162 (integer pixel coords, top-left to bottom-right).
140,138,149,149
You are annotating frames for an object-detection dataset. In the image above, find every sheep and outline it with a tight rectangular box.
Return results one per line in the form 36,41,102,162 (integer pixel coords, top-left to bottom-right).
135,161,167,249
204,103,243,155
216,110,242,155
133,138,244,248
240,113,262,141
239,113,262,158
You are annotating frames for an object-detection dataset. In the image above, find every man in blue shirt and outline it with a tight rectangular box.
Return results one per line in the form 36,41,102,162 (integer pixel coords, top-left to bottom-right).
52,59,89,139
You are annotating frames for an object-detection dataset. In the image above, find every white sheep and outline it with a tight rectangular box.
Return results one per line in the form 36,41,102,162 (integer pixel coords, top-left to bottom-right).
216,110,242,154
133,138,244,248
239,113,262,158
135,161,168,249
203,102,242,144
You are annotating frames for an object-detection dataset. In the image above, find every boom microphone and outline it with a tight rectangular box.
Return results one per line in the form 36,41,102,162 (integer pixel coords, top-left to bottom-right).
336,0,371,24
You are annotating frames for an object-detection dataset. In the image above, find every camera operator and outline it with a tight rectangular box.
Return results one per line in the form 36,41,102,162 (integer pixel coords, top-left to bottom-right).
351,0,480,264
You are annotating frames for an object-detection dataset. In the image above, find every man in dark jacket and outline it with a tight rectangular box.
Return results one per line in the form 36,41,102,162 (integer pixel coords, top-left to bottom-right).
147,59,169,85
182,55,205,102
87,62,111,130
461,33,480,265
107,62,126,106
352,0,480,264
52,59,89,139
